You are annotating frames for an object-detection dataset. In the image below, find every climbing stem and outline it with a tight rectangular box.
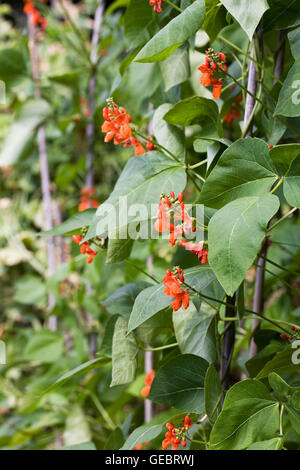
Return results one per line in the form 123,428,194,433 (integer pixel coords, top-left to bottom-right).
279,404,285,437
270,177,284,194
164,0,183,13
133,130,181,163
268,207,298,232
142,342,178,352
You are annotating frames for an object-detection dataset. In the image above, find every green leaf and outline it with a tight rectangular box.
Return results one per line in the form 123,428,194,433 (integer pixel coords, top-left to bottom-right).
106,235,134,264
134,0,205,62
173,303,217,363
264,0,300,31
208,194,280,295
0,99,52,166
121,424,163,450
85,152,186,240
99,316,119,358
48,357,108,393
199,138,278,209
152,104,185,159
149,354,209,413
164,96,219,127
0,49,26,79
256,346,300,379
24,329,64,363
103,282,151,317
104,428,125,450
283,156,300,208
275,57,300,117
268,372,294,402
160,45,190,91
220,0,269,40
247,438,283,450
124,0,154,48
111,316,138,386
205,364,223,425
39,209,96,236
286,391,300,434
210,380,279,450
270,143,300,174
202,0,227,42
128,284,170,332
288,27,300,60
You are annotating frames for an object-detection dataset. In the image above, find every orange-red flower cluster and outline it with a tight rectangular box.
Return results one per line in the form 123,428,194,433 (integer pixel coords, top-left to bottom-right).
101,100,148,156
223,95,242,126
102,102,132,144
154,192,195,245
154,191,208,263
198,50,227,99
23,0,47,29
78,187,98,212
141,370,155,398
149,0,163,13
163,268,189,312
72,235,97,264
162,416,193,450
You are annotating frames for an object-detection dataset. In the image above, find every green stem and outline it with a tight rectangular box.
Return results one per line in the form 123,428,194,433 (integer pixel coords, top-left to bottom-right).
187,170,203,192
260,255,300,277
279,404,285,437
188,159,207,169
219,316,239,322
268,207,297,232
133,130,181,163
270,177,284,194
221,77,243,94
189,169,205,182
125,259,160,284
259,264,300,296
143,342,178,352
164,0,183,13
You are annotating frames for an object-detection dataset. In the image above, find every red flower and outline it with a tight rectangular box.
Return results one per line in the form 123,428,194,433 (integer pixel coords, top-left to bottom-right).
149,0,163,13
163,269,189,311
198,50,227,99
146,137,155,151
125,137,146,156
154,196,173,233
72,235,97,264
141,369,155,397
101,102,132,144
23,0,47,29
180,240,208,264
183,415,192,429
161,417,193,450
102,100,147,156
